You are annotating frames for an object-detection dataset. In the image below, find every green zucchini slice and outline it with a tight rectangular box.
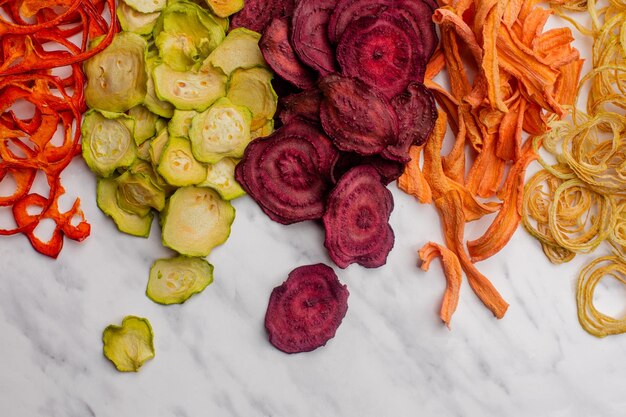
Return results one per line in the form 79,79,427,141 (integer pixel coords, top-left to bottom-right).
146,256,214,304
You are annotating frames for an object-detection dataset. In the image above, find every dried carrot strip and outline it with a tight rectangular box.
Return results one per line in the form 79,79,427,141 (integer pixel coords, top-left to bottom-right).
467,140,537,262
398,146,432,204
435,190,509,319
400,0,581,325
419,242,463,328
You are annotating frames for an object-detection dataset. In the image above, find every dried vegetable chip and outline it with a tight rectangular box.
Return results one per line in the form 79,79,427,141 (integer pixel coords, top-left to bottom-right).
265,263,349,353
102,316,155,372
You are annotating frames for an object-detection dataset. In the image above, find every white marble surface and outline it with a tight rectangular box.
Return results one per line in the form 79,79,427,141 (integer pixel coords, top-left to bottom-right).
2,8,626,417
2,157,626,417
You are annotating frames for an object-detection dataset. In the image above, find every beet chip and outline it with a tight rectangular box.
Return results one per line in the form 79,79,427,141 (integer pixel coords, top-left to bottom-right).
235,119,338,224
383,81,438,162
291,0,338,75
278,89,322,126
230,0,295,32
265,263,349,354
332,153,405,185
319,74,398,156
323,165,395,268
260,17,317,90
327,0,389,44
336,13,424,98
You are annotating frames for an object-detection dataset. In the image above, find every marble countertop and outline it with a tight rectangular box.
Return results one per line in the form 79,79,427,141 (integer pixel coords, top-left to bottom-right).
2,8,625,417
2,159,625,417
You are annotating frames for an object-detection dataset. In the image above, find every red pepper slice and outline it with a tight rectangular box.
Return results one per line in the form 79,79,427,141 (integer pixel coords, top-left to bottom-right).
0,0,113,257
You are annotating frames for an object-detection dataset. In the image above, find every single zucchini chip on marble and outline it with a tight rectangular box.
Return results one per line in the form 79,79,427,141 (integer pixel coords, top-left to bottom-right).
82,110,137,177
153,1,224,71
123,0,166,13
168,109,198,139
144,56,176,118
146,256,214,304
116,169,167,216
84,32,148,113
156,136,207,186
117,1,161,35
189,97,252,164
161,186,235,256
97,178,154,237
227,66,277,130
102,316,155,372
199,157,246,200
128,105,160,145
153,63,227,111
204,0,243,17
205,28,266,76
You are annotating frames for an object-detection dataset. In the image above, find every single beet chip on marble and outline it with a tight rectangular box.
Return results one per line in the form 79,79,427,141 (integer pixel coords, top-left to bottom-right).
235,118,338,224
323,165,395,268
319,74,398,156
260,17,317,90
265,263,349,354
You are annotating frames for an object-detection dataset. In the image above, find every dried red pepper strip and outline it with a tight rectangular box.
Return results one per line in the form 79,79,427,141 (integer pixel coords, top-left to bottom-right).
0,167,36,207
0,0,116,257
0,0,116,76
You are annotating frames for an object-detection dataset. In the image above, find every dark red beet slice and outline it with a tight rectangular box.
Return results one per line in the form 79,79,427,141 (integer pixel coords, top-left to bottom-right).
291,0,337,76
235,119,339,224
230,0,295,33
336,13,423,99
278,89,322,126
260,17,317,90
382,81,438,162
329,0,438,63
395,0,439,61
332,153,404,185
323,165,395,268
265,263,349,354
328,0,389,45
319,74,399,156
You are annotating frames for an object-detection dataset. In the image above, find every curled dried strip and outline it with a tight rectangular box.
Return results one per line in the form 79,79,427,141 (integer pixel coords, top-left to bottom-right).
0,74,90,256
522,169,570,249
549,0,588,12
0,0,115,257
419,242,462,328
0,0,116,76
611,198,626,249
576,255,626,337
548,179,614,253
522,168,615,256
542,111,626,196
